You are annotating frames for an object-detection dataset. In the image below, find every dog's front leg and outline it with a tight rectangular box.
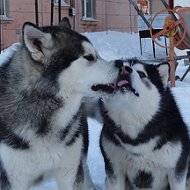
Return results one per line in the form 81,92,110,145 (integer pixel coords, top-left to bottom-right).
168,168,187,190
55,167,79,190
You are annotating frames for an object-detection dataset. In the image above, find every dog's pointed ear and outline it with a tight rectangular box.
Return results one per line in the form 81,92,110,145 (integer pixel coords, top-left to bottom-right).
60,17,71,29
23,22,53,63
157,62,170,88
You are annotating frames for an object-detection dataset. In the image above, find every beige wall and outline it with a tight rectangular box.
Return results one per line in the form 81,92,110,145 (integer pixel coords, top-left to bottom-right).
1,0,72,49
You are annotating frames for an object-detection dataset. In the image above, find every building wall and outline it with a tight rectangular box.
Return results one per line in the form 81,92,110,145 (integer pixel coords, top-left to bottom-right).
75,0,137,33
1,0,72,49
0,0,167,50
0,0,139,49
150,0,169,14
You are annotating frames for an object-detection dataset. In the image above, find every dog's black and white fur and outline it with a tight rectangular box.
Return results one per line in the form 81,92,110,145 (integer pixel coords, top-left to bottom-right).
98,60,190,190
0,20,119,190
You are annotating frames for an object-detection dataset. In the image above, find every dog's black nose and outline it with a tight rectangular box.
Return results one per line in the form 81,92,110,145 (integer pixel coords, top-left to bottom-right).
119,66,132,75
115,60,123,68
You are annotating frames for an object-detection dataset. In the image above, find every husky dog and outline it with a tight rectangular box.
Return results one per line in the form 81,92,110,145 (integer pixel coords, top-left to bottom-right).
0,20,119,190
95,59,190,190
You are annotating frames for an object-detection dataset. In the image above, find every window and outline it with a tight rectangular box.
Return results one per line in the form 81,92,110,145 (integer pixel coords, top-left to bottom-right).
0,0,5,16
0,0,9,19
54,0,69,6
82,0,96,19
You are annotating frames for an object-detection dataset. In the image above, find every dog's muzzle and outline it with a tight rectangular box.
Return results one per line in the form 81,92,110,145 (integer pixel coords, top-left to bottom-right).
91,60,139,96
91,83,115,94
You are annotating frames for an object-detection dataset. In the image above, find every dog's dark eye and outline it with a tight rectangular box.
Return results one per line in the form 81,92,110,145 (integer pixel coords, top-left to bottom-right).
137,71,147,78
84,54,95,62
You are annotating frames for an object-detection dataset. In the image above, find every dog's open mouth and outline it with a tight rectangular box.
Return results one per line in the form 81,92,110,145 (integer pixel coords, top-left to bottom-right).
91,67,139,97
91,80,139,96
91,84,115,94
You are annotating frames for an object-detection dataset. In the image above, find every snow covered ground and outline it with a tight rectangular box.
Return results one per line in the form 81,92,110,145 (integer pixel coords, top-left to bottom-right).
0,31,190,190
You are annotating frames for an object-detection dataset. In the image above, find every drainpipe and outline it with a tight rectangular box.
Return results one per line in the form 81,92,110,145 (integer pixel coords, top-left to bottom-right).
58,0,61,23
129,2,132,34
51,0,54,25
35,0,39,26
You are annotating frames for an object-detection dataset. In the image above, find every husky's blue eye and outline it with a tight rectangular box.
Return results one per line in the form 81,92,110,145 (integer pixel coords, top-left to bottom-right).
84,54,95,61
137,71,147,78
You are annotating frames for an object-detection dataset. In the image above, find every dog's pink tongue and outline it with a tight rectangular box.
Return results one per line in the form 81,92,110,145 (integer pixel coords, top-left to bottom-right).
117,80,128,87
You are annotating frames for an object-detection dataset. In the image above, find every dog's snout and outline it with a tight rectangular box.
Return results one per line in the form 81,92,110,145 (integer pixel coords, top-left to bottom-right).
124,66,132,73
120,66,132,75
114,60,132,74
114,60,124,68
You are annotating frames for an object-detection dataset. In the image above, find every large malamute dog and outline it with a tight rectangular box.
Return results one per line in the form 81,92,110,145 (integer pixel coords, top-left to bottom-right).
0,21,119,190
97,59,190,190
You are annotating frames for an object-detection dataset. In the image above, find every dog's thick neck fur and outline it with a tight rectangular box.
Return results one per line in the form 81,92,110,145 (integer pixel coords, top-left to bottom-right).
0,46,64,137
101,62,168,139
103,93,160,139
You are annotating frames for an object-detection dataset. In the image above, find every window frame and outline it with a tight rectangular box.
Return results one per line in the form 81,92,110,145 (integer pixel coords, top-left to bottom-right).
82,0,97,20
0,0,11,20
0,0,6,17
54,0,70,6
